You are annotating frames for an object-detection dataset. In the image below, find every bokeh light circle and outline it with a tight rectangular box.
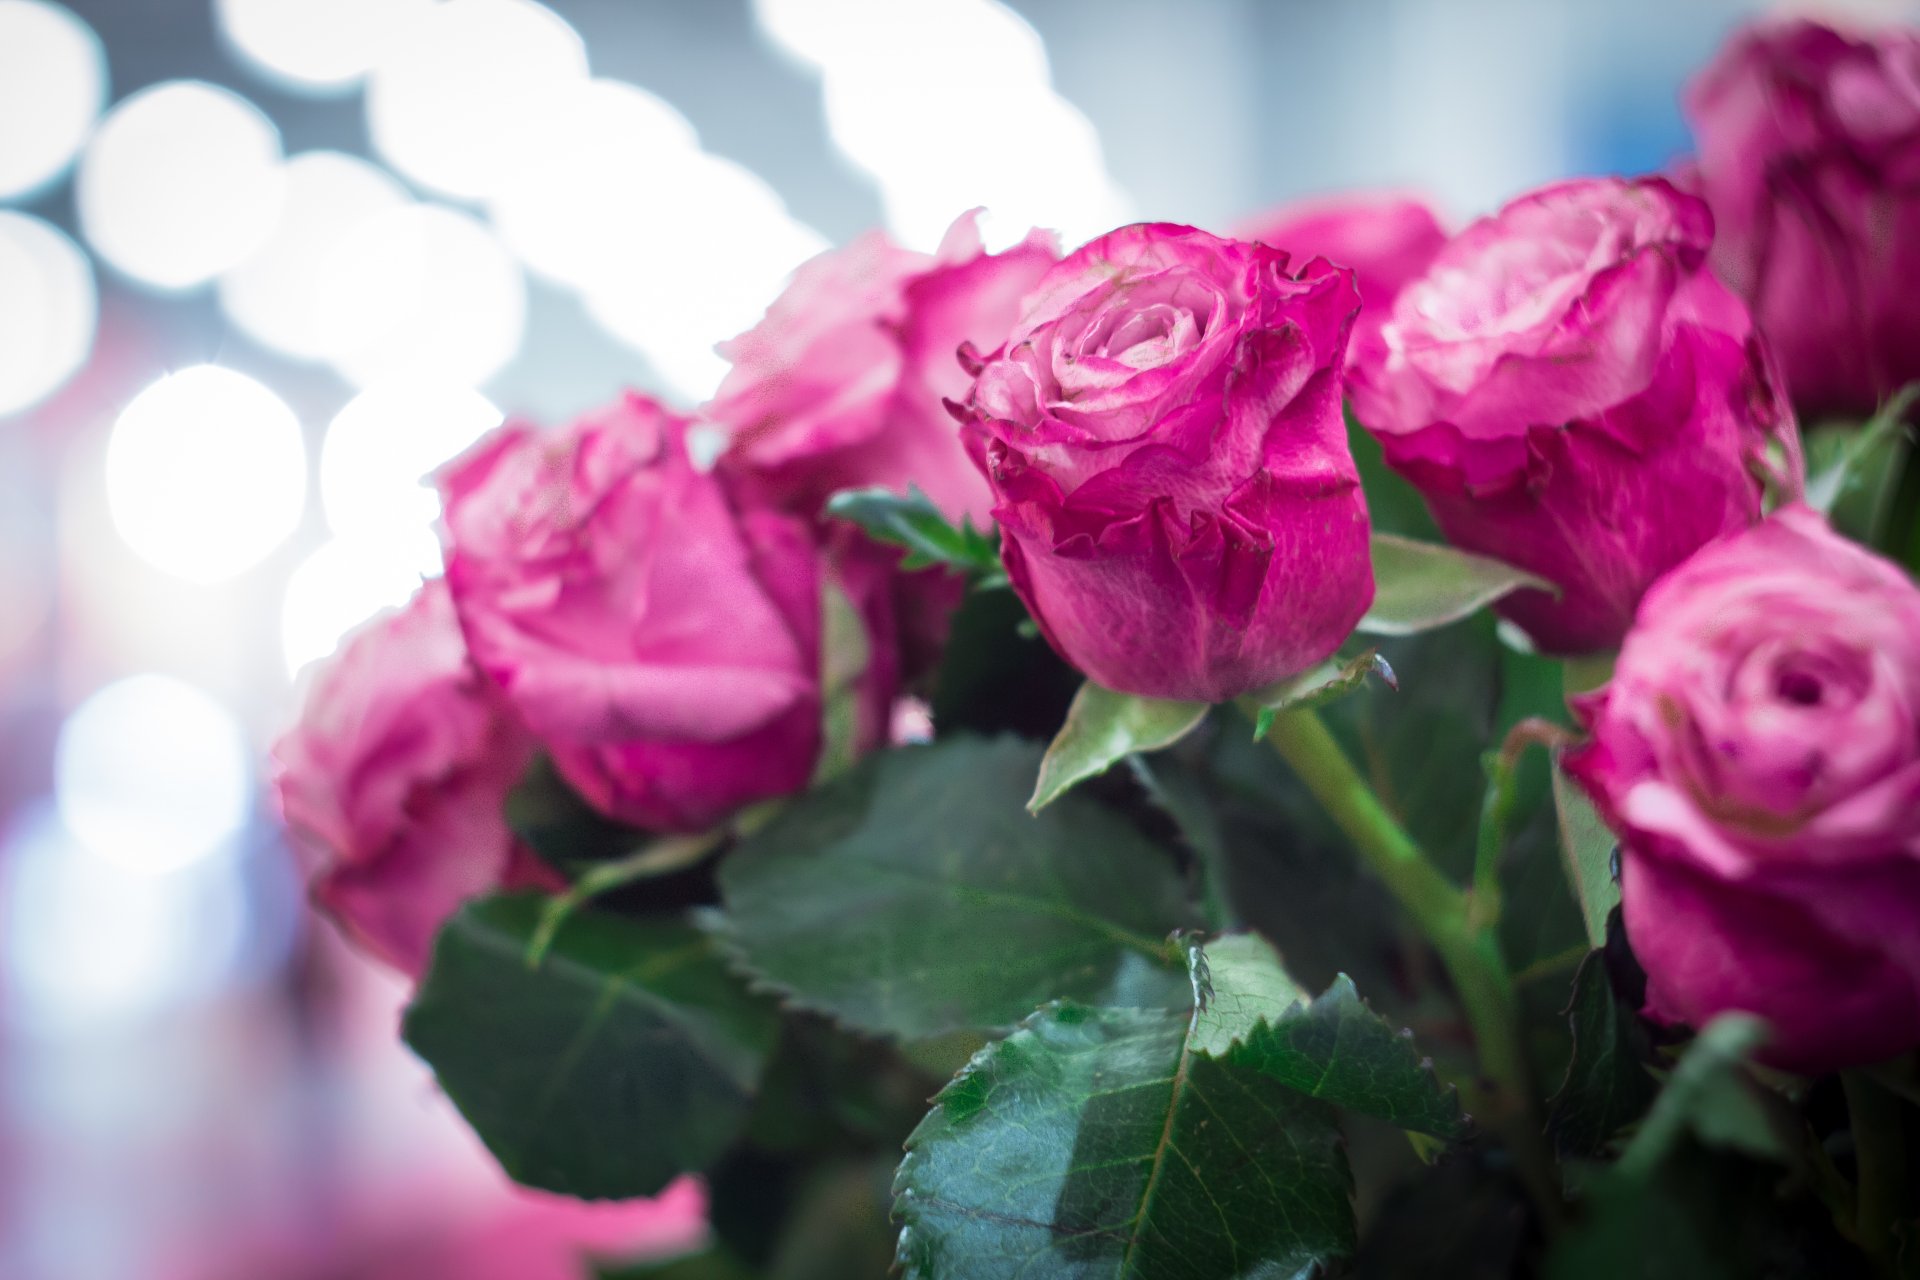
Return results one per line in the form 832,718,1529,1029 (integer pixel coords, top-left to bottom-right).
312,204,527,388
0,212,95,415
54,674,252,875
0,0,106,199
367,0,589,200
488,78,701,287
219,151,410,361
217,0,435,93
319,380,501,539
105,366,308,582
77,80,287,289
281,534,439,676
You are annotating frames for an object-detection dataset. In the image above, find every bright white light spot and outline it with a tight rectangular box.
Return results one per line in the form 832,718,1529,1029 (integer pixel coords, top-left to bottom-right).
584,152,827,403
313,204,527,388
3,804,250,1039
54,675,252,876
368,0,589,201
488,78,701,287
219,151,410,361
0,1,105,199
320,380,500,539
0,212,94,415
217,0,434,93
281,532,439,676
77,80,286,290
756,0,1129,252
105,366,307,582
750,0,896,70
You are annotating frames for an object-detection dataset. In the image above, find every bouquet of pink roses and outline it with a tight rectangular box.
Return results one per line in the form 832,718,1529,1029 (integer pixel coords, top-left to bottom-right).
272,18,1920,1278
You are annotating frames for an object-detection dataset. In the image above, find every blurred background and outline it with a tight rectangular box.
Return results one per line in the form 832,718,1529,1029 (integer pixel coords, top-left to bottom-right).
0,0,1911,1275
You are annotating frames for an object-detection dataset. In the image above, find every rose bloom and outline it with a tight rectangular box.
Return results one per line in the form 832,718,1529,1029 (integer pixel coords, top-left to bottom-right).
1566,506,1920,1074
1684,19,1920,417
708,211,1057,527
272,581,556,977
1349,176,1802,656
1237,192,1447,376
963,222,1370,703
438,393,834,832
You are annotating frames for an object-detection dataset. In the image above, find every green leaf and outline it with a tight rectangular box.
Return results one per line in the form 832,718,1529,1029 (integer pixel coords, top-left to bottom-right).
1188,933,1467,1139
715,736,1199,1039
402,894,780,1199
1240,649,1398,741
1614,1014,1792,1180
1359,533,1556,637
825,485,1003,580
1806,382,1920,517
1552,767,1619,948
893,1002,1356,1279
1029,680,1209,812
505,754,646,876
1546,950,1657,1157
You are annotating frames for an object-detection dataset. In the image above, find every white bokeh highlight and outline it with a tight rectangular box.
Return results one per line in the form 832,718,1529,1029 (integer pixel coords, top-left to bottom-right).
313,204,527,388
281,532,438,676
753,0,1129,251
320,380,501,538
105,366,307,582
54,675,252,876
0,212,95,415
367,0,589,201
0,0,106,200
4,805,251,1039
583,152,828,401
78,80,287,290
487,78,701,288
219,151,411,361
217,0,435,93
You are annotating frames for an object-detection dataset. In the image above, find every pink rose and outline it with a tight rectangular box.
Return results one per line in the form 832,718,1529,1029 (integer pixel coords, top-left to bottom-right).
1565,506,1920,1074
1349,176,1802,655
438,393,829,832
271,582,556,977
1683,19,1920,417
708,211,1057,527
963,222,1370,703
1237,192,1447,375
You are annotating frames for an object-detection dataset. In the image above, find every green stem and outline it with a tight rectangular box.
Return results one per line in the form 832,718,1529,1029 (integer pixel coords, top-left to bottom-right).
1265,707,1560,1223
1844,1070,1909,1274
526,829,727,966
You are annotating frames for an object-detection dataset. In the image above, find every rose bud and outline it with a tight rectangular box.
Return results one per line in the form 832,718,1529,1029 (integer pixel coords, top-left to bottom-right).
438,393,835,832
271,581,557,977
1348,176,1802,656
1565,505,1920,1074
963,222,1371,703
708,210,1057,527
1237,192,1447,377
1683,19,1920,417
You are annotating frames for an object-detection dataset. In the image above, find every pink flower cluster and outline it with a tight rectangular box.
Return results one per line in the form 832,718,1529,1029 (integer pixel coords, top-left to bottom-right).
275,13,1920,1075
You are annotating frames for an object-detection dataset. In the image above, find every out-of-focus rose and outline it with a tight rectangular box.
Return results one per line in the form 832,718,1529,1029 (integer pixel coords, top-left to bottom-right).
1349,176,1802,655
1565,506,1920,1074
272,581,555,977
438,393,828,832
1237,192,1447,375
708,211,1057,527
963,222,1370,703
1683,19,1920,416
